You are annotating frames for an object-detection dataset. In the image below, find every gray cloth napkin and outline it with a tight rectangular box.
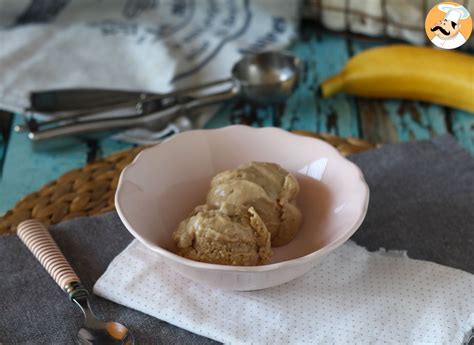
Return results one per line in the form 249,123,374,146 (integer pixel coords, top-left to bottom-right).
0,135,473,345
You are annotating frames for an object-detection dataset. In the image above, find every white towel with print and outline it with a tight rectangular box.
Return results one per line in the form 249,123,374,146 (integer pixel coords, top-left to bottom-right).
94,240,474,344
0,0,299,142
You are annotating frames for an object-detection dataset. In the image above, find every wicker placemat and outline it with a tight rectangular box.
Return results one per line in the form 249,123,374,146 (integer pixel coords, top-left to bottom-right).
0,131,376,234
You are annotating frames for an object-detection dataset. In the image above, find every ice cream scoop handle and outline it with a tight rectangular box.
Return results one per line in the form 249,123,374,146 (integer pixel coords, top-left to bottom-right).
17,220,80,290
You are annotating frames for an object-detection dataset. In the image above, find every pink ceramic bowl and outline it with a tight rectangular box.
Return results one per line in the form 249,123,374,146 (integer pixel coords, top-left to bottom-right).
115,126,369,291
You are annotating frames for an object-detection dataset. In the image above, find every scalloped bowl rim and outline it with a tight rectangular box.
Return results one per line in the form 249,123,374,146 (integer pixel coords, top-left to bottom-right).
115,125,369,272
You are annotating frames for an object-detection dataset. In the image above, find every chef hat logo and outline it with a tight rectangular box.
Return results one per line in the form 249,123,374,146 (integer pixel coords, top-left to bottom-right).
425,2,472,49
438,3,470,23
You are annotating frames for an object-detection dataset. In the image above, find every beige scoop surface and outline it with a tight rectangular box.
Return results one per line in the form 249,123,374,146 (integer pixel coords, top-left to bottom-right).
173,204,272,266
207,162,302,247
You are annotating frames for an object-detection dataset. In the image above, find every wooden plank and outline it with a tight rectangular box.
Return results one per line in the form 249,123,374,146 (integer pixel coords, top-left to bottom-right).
450,109,474,155
205,99,283,129
282,30,359,136
349,40,449,144
356,99,399,144
98,137,135,159
0,114,88,214
206,25,360,138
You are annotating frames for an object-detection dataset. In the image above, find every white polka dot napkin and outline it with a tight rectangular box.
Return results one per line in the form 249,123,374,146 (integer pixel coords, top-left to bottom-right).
94,240,474,344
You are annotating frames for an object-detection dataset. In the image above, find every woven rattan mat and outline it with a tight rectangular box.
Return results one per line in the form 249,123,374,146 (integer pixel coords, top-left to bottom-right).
0,131,376,235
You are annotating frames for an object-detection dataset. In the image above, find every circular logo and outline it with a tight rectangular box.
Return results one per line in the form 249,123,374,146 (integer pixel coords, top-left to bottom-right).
425,2,472,49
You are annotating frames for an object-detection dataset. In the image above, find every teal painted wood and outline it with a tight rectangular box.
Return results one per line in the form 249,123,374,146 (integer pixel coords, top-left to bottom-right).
205,97,286,128
206,31,360,137
283,31,359,137
383,101,449,141
450,109,474,155
0,115,88,213
204,102,239,129
98,138,134,158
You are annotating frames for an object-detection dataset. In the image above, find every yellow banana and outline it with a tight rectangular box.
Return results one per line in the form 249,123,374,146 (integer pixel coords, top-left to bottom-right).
320,45,474,113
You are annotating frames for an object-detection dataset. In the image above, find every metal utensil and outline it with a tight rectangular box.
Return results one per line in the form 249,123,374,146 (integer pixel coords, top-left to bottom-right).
29,78,229,114
21,51,300,146
30,89,153,112
19,77,230,134
17,220,134,345
30,50,300,113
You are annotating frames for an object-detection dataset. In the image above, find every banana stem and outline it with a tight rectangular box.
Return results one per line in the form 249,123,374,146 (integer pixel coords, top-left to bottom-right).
320,73,345,98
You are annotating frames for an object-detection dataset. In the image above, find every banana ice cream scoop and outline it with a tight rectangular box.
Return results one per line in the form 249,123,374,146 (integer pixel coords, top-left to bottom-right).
206,162,302,247
173,204,272,266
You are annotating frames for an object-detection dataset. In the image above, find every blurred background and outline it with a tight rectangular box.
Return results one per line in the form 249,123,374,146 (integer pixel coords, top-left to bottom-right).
0,0,473,219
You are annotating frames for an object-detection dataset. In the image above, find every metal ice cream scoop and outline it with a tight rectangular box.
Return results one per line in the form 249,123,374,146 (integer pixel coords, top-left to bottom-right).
19,51,300,148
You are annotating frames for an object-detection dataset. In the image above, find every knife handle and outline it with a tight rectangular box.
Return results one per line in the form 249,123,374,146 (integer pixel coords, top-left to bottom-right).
17,220,80,291
30,89,150,112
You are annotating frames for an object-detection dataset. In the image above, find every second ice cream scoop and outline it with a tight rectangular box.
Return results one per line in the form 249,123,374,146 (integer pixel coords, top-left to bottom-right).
173,204,272,266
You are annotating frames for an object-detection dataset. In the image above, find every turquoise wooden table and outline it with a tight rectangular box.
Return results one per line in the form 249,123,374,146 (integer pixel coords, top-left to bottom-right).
1,25,473,214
